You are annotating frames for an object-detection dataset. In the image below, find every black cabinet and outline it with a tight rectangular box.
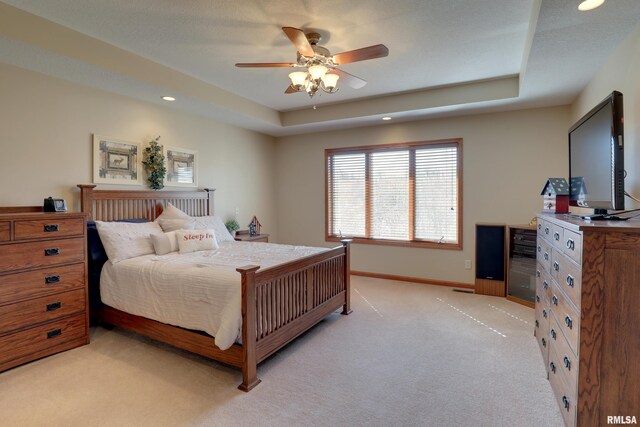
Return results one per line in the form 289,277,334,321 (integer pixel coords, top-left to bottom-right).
507,225,536,305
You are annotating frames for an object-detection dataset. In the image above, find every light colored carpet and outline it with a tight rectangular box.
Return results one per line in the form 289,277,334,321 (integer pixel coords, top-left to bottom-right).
0,276,563,427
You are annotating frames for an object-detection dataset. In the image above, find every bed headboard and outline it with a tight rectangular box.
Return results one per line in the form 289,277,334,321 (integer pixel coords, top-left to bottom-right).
77,184,214,221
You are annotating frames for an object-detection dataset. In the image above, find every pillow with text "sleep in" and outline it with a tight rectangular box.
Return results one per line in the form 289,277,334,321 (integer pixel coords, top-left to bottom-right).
176,229,219,254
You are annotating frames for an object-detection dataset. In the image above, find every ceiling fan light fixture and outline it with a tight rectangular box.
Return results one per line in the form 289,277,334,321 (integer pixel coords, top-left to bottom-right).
321,73,339,91
308,64,328,80
288,71,307,89
578,0,605,11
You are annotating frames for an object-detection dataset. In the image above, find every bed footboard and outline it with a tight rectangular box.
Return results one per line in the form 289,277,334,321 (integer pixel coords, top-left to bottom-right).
236,239,351,391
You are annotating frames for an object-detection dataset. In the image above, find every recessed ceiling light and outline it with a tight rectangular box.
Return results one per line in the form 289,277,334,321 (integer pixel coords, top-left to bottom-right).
382,116,392,121
578,0,605,11
162,96,176,101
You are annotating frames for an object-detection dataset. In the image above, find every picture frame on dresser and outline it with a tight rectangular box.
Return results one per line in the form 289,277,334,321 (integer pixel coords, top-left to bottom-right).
92,134,142,185
164,146,197,187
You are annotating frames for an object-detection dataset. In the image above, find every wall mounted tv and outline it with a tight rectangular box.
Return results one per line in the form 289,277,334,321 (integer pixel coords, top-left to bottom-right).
569,90,624,219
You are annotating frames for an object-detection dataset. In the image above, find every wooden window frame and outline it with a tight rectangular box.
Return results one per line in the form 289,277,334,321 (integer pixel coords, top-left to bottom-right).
325,139,463,251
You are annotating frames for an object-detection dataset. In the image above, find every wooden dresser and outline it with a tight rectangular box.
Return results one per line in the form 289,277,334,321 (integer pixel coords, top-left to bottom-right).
535,214,640,426
0,211,89,372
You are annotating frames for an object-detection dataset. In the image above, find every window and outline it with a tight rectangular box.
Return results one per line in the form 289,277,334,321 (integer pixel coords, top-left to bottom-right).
326,139,462,250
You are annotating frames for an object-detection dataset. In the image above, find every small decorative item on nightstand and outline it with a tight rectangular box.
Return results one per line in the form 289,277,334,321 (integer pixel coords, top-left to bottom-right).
540,178,569,213
248,216,261,236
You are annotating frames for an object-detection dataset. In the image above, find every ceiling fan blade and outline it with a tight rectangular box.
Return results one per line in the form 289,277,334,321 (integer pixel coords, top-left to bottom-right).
282,27,315,57
235,62,298,68
285,85,299,94
332,69,367,89
332,44,389,65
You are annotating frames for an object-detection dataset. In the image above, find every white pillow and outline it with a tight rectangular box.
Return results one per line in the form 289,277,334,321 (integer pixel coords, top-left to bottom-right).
151,231,179,255
176,229,219,254
95,221,163,263
157,218,195,232
192,216,235,243
155,202,191,221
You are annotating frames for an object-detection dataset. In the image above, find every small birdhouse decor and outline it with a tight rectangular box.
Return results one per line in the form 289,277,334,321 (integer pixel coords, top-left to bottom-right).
248,216,261,236
540,178,569,213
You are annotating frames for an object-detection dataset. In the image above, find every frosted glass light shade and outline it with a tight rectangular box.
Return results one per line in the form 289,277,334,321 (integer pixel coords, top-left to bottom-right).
321,73,339,90
289,71,307,87
578,0,605,11
308,64,328,80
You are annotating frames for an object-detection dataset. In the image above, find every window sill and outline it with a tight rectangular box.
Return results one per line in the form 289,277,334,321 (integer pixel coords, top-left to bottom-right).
326,236,462,250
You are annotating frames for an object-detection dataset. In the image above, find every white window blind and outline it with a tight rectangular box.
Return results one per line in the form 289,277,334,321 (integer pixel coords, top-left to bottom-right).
326,140,461,249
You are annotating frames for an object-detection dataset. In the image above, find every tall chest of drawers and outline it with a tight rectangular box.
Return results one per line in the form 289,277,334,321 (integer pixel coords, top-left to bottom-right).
0,212,89,372
535,215,640,426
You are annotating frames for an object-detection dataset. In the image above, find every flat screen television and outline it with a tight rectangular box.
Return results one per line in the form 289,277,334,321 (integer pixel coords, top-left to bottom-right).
569,90,624,219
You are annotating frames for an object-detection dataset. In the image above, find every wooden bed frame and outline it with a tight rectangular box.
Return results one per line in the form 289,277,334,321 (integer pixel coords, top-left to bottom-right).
78,184,351,391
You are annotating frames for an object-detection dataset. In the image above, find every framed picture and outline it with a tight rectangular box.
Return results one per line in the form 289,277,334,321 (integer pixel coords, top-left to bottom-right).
92,135,142,185
164,146,197,187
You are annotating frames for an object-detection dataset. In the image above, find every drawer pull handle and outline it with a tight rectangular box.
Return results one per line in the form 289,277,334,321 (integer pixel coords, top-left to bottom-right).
550,362,556,374
543,309,548,318
566,239,575,250
537,245,541,253
544,252,549,261
45,275,60,284
46,302,61,311
565,315,573,329
564,356,571,370
536,270,541,278
541,337,546,347
566,275,574,288
562,395,570,411
44,248,60,256
535,320,539,328
551,329,557,340
44,224,59,232
543,281,548,290
544,227,550,235
553,232,560,241
552,295,558,306
47,329,62,339
538,224,542,231
536,295,540,303
553,261,559,271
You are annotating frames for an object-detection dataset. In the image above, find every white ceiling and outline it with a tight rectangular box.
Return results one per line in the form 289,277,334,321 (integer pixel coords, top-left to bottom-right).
1,0,639,136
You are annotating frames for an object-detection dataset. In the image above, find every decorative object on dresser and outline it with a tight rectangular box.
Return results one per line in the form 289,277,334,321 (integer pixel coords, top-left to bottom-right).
142,136,165,190
0,210,89,373
164,146,197,187
248,216,261,236
234,230,269,243
534,214,640,426
77,184,350,391
474,223,506,296
541,178,570,213
506,225,536,307
93,134,142,185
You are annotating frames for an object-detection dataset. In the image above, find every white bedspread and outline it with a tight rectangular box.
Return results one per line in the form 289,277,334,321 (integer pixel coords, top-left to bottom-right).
100,241,328,350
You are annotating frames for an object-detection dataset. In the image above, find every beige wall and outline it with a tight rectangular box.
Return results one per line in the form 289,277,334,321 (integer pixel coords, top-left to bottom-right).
275,106,570,284
570,23,640,206
0,63,277,238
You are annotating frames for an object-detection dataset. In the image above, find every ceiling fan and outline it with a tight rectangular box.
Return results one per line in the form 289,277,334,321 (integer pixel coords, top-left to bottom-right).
235,27,389,98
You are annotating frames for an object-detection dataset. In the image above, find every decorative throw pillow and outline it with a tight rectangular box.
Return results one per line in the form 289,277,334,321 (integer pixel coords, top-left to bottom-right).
150,231,180,255
95,221,163,263
192,216,235,243
176,229,219,254
157,218,196,232
155,202,191,222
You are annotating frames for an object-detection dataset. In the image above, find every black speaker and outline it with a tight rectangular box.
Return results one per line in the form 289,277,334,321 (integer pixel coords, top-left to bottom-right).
476,224,505,281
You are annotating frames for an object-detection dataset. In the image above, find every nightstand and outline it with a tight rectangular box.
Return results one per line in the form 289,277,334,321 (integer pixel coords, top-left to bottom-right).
235,231,269,243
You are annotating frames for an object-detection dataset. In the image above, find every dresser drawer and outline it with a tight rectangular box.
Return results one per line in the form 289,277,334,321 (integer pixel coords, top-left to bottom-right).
14,218,84,241
562,229,582,265
0,289,85,336
550,251,581,309
0,263,85,305
539,219,552,241
0,314,86,366
550,282,580,356
536,323,549,371
537,265,552,303
0,221,9,242
549,312,578,398
537,238,552,273
0,237,84,272
548,343,577,427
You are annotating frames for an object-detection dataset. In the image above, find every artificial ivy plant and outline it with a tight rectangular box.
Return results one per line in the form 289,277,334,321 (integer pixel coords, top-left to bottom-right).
142,136,166,190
